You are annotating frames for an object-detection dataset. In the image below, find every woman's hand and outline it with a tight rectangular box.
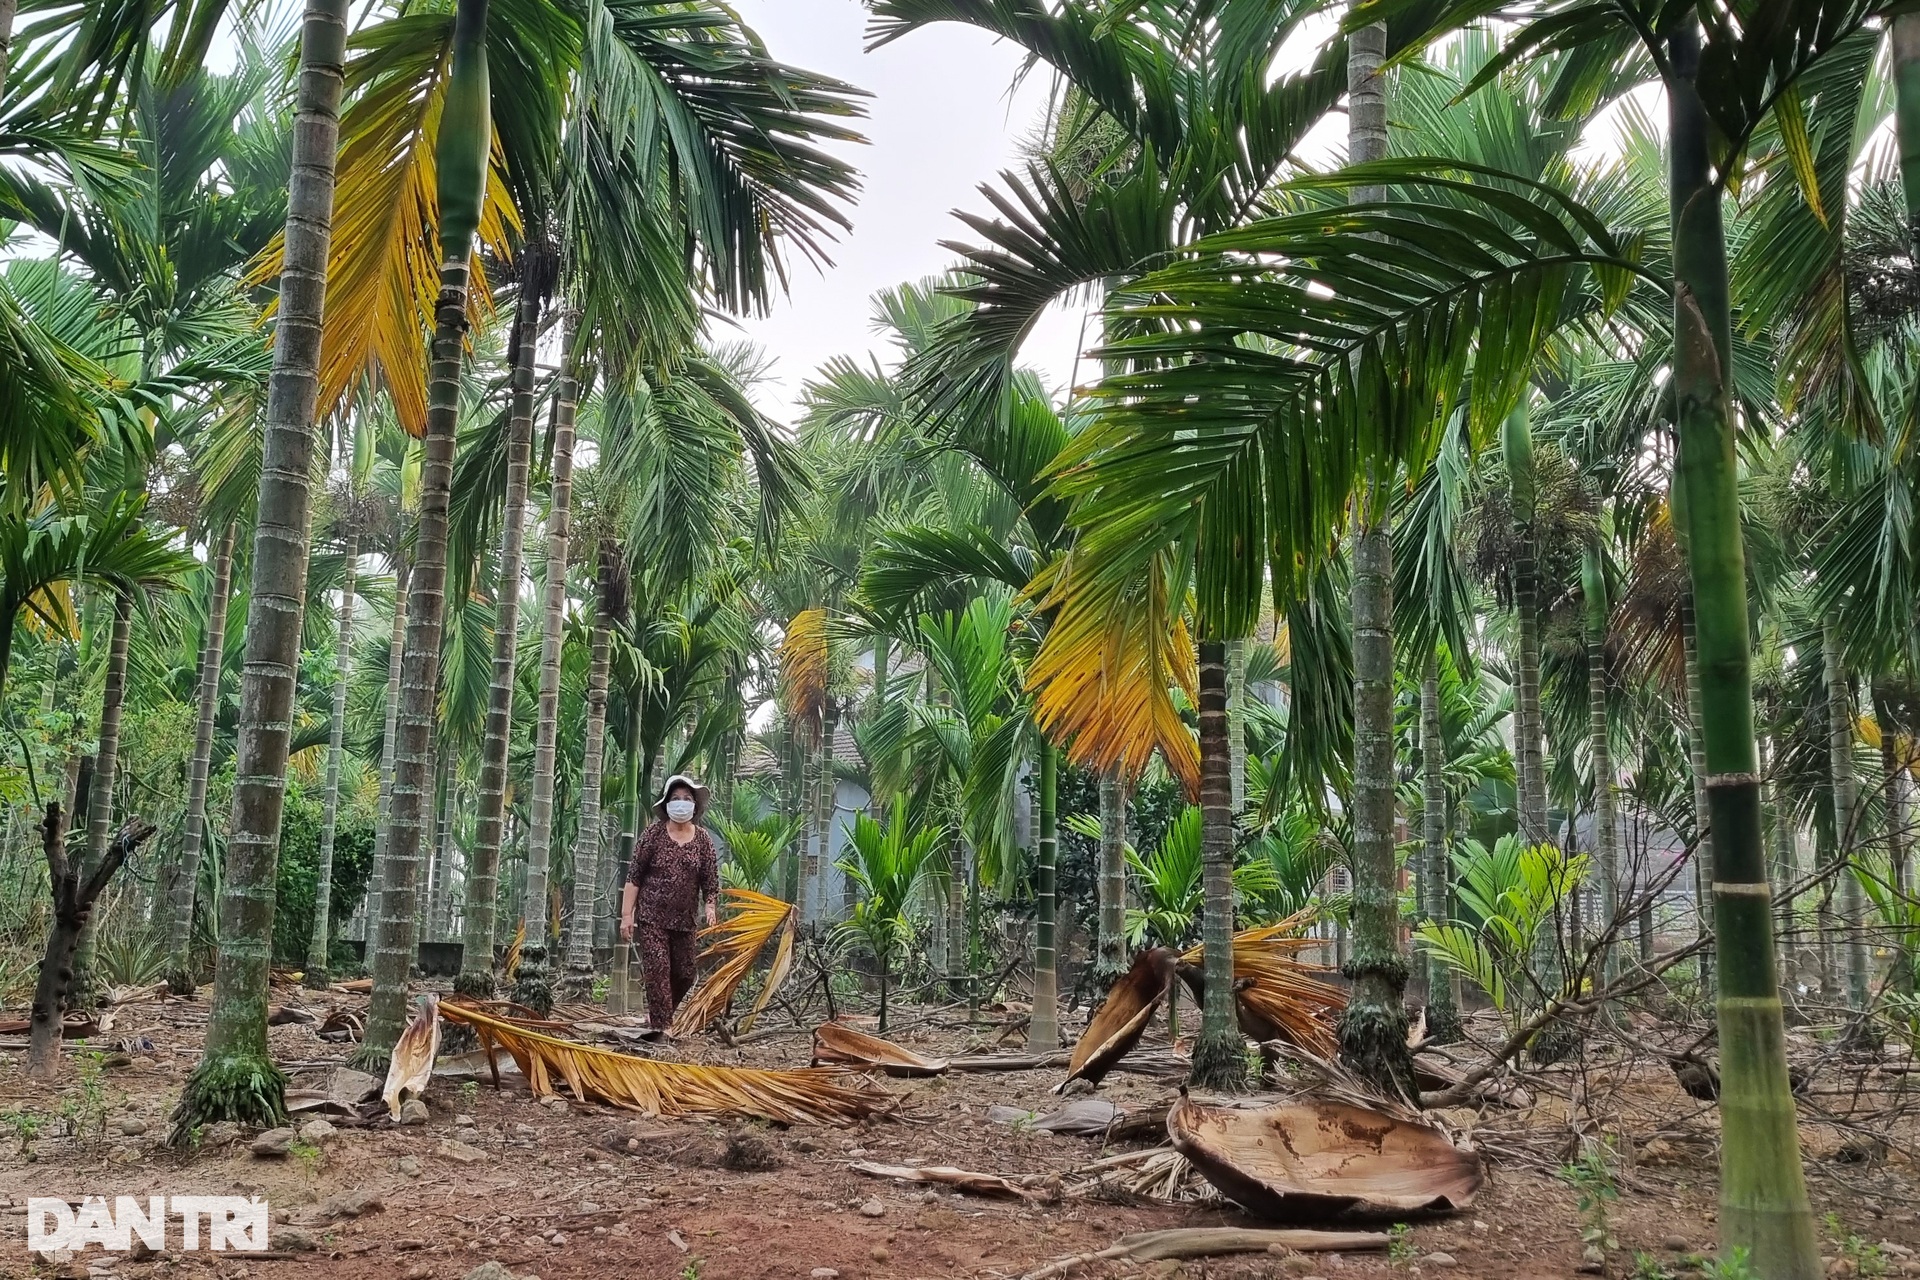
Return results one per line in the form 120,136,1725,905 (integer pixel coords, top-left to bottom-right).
619,916,635,942
705,900,718,927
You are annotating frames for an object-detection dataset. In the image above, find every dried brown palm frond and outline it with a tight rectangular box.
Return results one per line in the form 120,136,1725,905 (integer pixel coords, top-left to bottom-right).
670,889,798,1037
438,999,888,1125
1167,1093,1482,1222
812,1023,949,1076
383,994,441,1117
1058,947,1178,1093
1179,918,1345,1058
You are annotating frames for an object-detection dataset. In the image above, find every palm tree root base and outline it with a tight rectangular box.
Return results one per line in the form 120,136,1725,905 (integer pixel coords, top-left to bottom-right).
346,1043,392,1076
556,966,597,1002
1423,995,1465,1046
1189,1030,1251,1092
1337,1000,1416,1101
169,1054,288,1147
452,970,496,1000
1839,1015,1885,1055
511,952,554,1015
302,968,330,992
164,968,197,999
1527,1016,1581,1066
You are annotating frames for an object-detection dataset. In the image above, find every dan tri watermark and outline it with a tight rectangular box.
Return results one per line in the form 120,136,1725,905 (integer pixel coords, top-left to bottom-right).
27,1196,270,1253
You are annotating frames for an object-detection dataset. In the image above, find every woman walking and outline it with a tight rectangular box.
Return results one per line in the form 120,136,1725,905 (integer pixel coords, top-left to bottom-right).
619,775,720,1029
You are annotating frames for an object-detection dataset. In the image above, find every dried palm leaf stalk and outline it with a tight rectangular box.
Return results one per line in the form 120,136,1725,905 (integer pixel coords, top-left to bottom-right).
1059,947,1177,1092
438,999,888,1125
671,889,798,1037
383,994,441,1117
502,918,526,980
1180,917,1345,1057
813,1023,949,1076
849,1161,1058,1202
1167,1093,1483,1221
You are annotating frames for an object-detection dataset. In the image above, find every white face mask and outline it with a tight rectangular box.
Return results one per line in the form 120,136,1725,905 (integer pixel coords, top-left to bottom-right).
665,799,696,823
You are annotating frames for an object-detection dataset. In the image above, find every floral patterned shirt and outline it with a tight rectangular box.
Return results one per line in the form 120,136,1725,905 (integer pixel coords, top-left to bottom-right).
626,821,719,931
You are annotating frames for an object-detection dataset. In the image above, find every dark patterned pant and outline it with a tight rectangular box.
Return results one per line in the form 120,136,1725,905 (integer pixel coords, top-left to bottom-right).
636,921,697,1029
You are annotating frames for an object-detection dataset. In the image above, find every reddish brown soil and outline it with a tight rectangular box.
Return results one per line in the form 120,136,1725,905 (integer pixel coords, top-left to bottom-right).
3,985,1919,1280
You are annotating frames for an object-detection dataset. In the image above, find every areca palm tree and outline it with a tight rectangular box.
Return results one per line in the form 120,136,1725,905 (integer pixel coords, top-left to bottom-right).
173,0,354,1134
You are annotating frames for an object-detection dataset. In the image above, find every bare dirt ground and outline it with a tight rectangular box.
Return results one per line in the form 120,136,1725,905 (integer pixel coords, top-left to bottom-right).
4,980,1920,1280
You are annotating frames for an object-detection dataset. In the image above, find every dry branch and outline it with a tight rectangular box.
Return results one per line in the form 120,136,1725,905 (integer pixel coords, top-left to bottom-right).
1019,1227,1388,1280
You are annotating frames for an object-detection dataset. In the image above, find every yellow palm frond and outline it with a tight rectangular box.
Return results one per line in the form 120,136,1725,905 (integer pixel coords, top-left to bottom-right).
669,889,797,1038
438,999,889,1125
781,606,829,727
502,918,526,980
1182,917,1345,1058
247,29,517,437
1027,552,1199,792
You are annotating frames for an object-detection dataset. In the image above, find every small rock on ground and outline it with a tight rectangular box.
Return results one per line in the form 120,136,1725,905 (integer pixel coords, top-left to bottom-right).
810,1271,839,1279
117,1117,147,1136
397,1098,429,1125
463,1264,517,1280
274,1228,317,1253
859,1199,885,1218
297,1119,335,1143
1426,1253,1457,1268
249,1128,295,1157
437,1139,486,1165
398,1156,421,1177
1665,1236,1690,1252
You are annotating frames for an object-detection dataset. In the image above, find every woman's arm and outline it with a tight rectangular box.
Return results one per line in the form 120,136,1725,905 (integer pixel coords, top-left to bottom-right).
699,832,720,925
619,880,639,941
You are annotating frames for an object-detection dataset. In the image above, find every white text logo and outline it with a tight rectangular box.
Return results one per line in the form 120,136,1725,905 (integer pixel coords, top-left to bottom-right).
27,1196,270,1253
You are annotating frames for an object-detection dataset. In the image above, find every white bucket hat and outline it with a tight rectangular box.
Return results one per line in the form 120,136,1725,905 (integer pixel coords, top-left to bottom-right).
653,774,711,822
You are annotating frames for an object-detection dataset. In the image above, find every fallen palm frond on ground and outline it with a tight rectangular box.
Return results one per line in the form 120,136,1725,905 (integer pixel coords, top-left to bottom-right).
438,998,890,1124
812,1022,949,1076
850,1161,1059,1202
502,919,526,980
1063,1146,1217,1204
1167,1093,1482,1221
1019,1227,1389,1280
383,994,441,1117
1179,918,1345,1058
1058,948,1178,1092
670,889,797,1038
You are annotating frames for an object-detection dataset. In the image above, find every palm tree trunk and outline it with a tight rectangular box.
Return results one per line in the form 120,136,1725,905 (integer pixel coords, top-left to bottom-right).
1191,639,1246,1088
512,309,578,1013
1420,654,1461,1042
1764,707,1800,1009
783,720,804,904
1683,597,1717,994
172,0,349,1136
457,281,539,997
1824,625,1869,1015
167,524,235,981
358,554,408,943
1027,738,1059,1052
305,519,359,983
1668,26,1820,1271
563,576,613,990
1227,638,1247,813
1341,510,1415,1096
812,700,839,920
1583,546,1619,984
426,750,451,942
1335,17,1414,1100
1876,682,1910,997
70,591,133,998
360,0,490,1066
607,697,643,1014
1096,769,1129,985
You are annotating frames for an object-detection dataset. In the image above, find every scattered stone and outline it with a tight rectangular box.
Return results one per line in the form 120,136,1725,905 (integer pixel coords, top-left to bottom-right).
118,1117,148,1137
810,1271,840,1279
297,1119,336,1144
398,1098,430,1126
1577,1244,1607,1274
249,1128,296,1157
1665,1236,1691,1253
609,1224,630,1238
542,1096,568,1112
722,1130,782,1172
398,1155,422,1177
273,1228,317,1253
551,1233,569,1247
791,1137,820,1154
1426,1253,1457,1269
406,1267,431,1280
626,1138,640,1151
859,1199,886,1218
579,1202,600,1214
203,1121,243,1148
870,1245,890,1262
1270,1251,1315,1276
393,1240,426,1253
463,1264,517,1280
514,1123,539,1139
437,1139,486,1165
523,1236,546,1251
454,1113,475,1127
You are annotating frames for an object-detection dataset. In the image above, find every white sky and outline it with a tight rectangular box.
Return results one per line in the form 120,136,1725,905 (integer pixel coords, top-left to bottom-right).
722,0,1096,421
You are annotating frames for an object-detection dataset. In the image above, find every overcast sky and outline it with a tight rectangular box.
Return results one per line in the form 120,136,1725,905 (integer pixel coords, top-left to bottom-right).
723,0,1096,421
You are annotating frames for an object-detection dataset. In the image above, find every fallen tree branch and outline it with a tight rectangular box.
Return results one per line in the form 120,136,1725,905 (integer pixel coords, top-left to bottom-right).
1018,1227,1388,1280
